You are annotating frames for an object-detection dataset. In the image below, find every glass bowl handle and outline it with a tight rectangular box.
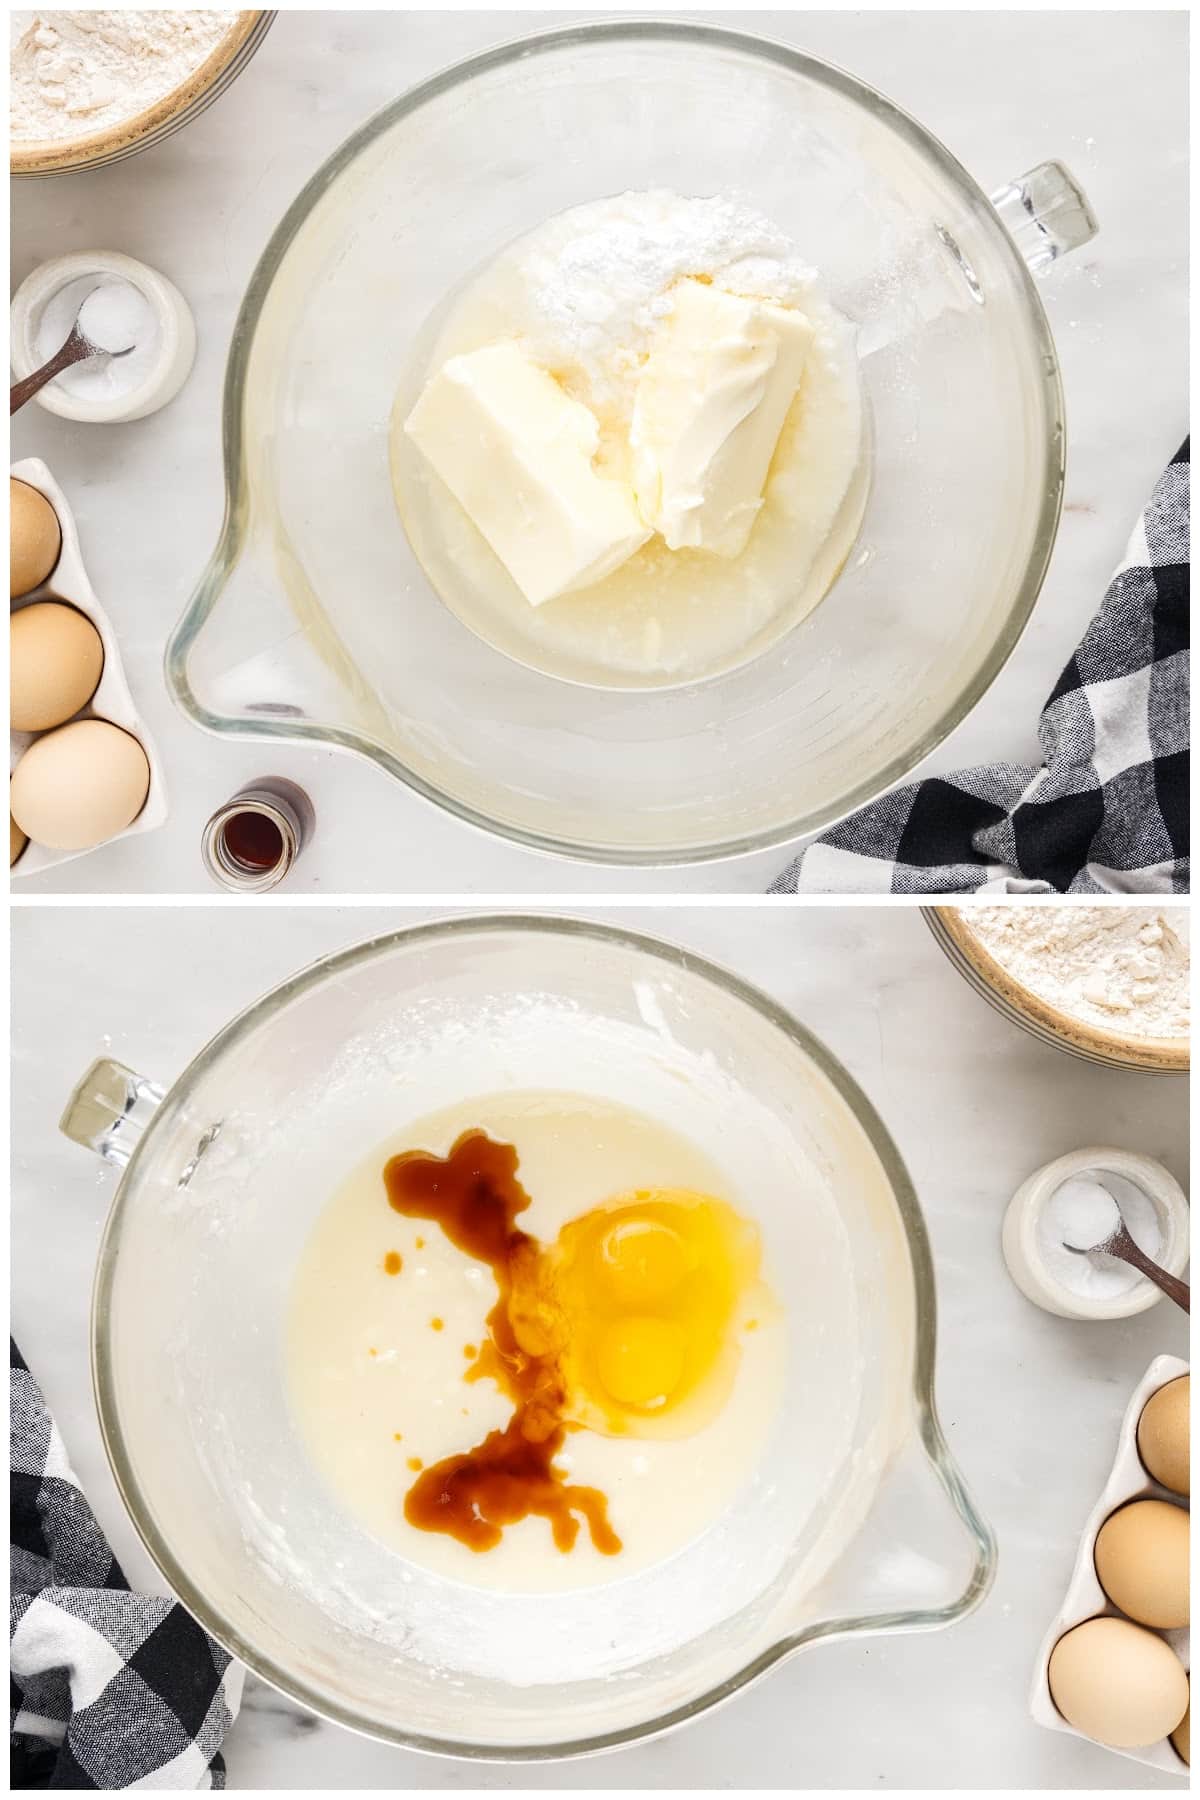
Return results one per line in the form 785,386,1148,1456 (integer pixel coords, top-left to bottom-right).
60,1057,164,1168
991,160,1099,275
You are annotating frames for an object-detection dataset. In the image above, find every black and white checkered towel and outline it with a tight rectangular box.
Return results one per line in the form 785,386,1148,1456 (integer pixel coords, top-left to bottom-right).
772,440,1189,894
11,1341,243,1790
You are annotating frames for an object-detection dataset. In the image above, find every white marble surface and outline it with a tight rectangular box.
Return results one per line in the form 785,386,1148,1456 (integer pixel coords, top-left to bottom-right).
11,902,1189,1788
9,10,1188,895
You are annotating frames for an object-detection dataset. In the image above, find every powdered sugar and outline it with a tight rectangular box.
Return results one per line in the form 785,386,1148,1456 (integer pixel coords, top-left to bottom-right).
965,906,1190,1039
10,10,235,143
509,190,820,414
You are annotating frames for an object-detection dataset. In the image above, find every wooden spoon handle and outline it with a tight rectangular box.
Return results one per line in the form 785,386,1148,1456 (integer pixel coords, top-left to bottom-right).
11,333,95,416
1114,1230,1191,1313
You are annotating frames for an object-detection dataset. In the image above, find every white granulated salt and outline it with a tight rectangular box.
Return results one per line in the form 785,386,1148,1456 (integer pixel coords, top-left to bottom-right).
1037,1172,1163,1300
77,279,147,353
36,274,161,401
10,10,235,144
965,906,1190,1040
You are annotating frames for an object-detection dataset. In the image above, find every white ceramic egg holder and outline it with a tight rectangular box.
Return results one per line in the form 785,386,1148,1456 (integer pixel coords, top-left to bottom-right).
1031,1353,1190,1777
10,457,167,876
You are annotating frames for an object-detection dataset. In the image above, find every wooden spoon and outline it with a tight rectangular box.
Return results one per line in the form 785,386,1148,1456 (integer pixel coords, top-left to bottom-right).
10,292,134,416
1063,1217,1190,1313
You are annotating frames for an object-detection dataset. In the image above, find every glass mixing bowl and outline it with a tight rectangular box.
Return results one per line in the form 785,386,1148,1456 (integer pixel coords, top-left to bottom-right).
65,918,994,1758
168,21,1096,866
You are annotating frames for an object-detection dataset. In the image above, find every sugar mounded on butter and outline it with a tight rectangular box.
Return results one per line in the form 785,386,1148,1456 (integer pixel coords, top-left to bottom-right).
404,342,649,607
631,280,815,558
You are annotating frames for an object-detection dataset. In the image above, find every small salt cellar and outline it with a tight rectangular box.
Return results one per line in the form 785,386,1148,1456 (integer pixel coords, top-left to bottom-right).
1003,1148,1190,1321
10,250,196,423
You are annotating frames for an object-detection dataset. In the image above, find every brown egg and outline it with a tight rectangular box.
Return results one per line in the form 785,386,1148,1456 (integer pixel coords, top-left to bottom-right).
1094,1498,1189,1629
1138,1375,1190,1496
1172,1696,1190,1766
11,602,104,732
11,478,62,597
10,815,27,867
1048,1616,1189,1748
10,719,149,851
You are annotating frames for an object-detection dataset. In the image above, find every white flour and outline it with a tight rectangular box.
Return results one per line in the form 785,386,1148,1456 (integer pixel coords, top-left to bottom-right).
10,10,235,142
965,906,1190,1039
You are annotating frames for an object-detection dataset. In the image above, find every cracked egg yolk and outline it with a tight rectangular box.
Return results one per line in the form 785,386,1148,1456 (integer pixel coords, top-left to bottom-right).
538,1191,764,1437
386,1131,771,1552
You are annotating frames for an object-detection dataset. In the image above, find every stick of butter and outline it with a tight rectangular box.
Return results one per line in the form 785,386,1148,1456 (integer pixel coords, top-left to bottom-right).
404,342,650,607
631,280,815,558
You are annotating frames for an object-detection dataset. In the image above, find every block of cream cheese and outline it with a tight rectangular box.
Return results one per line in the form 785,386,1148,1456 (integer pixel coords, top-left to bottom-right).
405,342,650,607
631,280,815,558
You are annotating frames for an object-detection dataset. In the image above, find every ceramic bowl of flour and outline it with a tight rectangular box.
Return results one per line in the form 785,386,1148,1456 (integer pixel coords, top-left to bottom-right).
10,10,274,177
925,906,1190,1075
68,917,994,1758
